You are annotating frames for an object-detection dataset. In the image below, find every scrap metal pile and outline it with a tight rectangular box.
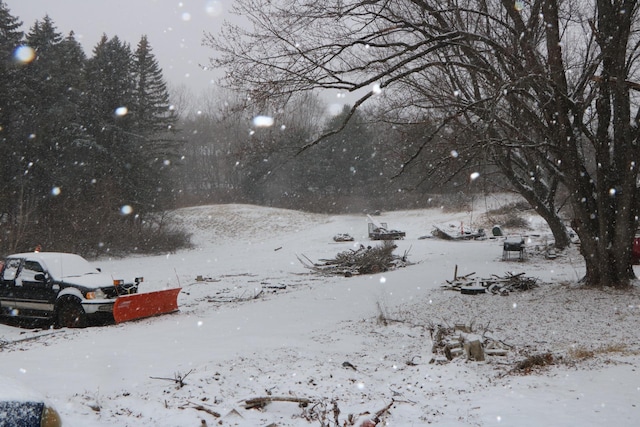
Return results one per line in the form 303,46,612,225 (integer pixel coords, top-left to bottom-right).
298,241,410,277
442,271,540,295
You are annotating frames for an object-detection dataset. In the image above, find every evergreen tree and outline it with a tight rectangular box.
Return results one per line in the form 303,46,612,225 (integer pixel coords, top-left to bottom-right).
0,0,24,156
37,31,92,243
83,35,140,210
0,0,23,119
21,16,67,191
84,34,135,133
10,17,89,250
0,0,25,252
4,17,67,251
131,35,178,211
0,0,24,132
132,35,175,139
50,31,89,171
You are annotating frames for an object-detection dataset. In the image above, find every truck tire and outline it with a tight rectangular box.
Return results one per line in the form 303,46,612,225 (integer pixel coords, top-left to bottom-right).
55,297,87,328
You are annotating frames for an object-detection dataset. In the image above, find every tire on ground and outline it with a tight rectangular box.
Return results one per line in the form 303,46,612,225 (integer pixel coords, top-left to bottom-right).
55,296,87,328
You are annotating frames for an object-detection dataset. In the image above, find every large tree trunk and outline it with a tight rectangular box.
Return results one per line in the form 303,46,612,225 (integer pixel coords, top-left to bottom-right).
560,0,640,288
572,203,637,287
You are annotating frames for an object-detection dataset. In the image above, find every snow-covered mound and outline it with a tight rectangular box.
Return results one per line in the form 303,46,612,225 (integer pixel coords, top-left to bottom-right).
171,204,330,243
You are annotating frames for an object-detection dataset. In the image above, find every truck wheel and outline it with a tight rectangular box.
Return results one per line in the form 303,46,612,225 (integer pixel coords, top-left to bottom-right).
55,298,87,328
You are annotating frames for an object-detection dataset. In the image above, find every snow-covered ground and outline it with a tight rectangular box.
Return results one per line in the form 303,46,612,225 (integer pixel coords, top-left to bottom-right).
1,197,639,426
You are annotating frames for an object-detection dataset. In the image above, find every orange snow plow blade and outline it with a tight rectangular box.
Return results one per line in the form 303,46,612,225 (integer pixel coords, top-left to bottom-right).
113,288,181,323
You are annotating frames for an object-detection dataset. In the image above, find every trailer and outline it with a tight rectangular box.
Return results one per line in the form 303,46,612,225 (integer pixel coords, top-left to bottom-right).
367,215,406,240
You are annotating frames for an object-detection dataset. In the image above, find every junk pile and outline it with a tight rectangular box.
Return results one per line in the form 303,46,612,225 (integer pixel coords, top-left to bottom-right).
431,222,485,240
367,215,406,240
442,269,539,295
333,233,354,242
430,323,511,362
298,241,410,277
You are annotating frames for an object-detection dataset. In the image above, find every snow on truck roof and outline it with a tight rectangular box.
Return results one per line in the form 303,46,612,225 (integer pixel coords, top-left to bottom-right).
7,252,99,280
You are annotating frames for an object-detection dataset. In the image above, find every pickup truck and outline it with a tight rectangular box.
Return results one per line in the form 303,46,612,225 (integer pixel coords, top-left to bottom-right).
0,252,139,328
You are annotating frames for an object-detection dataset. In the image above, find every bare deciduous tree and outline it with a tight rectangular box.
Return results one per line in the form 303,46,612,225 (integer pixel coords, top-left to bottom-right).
206,0,640,288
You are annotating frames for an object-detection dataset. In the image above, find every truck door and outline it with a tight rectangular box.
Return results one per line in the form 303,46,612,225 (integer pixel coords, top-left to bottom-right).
0,258,22,315
12,260,56,318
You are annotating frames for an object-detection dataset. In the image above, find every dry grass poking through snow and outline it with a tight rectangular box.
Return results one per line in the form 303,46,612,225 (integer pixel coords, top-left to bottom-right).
391,280,640,371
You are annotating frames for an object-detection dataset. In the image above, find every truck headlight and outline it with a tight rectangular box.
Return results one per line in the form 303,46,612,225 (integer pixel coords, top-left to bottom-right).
86,288,107,300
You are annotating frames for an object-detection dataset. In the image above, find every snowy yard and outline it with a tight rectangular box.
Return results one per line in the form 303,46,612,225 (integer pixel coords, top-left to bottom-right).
1,199,639,426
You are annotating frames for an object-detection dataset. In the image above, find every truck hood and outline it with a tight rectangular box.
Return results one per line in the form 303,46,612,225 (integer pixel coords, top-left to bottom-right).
57,271,120,289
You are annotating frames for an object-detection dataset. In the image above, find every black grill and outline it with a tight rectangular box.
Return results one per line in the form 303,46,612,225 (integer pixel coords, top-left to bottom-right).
102,284,138,298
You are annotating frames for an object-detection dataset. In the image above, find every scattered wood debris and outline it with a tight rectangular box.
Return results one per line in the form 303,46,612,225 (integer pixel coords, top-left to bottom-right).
294,397,393,426
261,282,286,290
179,401,221,418
495,352,555,377
150,369,193,389
243,396,312,410
205,289,264,303
342,361,357,370
442,270,539,295
430,323,511,363
194,275,219,282
513,352,554,373
298,241,411,276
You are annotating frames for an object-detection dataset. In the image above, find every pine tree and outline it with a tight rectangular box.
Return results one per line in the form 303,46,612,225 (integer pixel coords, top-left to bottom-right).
133,35,176,139
3,16,61,250
0,0,24,130
83,35,139,206
0,0,24,154
84,34,135,136
36,31,92,242
130,35,178,211
17,20,83,195
50,31,89,172
0,0,25,252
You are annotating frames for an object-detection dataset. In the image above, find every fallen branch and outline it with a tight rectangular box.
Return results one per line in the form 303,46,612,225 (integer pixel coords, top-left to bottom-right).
206,289,264,303
372,399,394,423
243,396,312,410
150,369,193,388
180,401,221,418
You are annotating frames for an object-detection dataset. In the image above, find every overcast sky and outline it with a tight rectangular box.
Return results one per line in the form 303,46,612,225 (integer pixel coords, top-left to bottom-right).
6,0,226,94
